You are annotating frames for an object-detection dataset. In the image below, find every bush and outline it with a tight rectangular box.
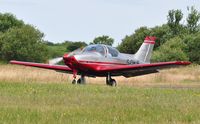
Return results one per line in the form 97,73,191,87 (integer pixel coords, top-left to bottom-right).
152,37,189,62
183,33,200,64
0,25,49,63
0,13,24,32
118,27,151,54
66,42,87,52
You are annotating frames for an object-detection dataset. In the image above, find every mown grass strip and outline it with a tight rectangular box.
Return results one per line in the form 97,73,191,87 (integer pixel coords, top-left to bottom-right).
0,82,200,124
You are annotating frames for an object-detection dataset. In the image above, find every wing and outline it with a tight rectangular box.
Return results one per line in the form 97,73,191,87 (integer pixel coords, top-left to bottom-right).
83,61,191,77
10,60,72,72
95,61,191,72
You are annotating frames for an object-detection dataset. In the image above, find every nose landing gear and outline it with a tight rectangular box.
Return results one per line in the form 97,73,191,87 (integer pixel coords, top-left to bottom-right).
77,75,85,84
72,70,77,84
71,70,85,85
72,79,76,84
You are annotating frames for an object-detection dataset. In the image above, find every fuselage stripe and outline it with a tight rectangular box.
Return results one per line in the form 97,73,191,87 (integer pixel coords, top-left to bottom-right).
78,60,127,65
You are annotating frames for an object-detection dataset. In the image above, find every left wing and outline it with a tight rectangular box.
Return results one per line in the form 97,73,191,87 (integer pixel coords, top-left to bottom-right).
10,60,72,72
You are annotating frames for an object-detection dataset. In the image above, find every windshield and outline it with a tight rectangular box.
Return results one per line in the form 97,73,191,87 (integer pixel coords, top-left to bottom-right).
83,45,105,56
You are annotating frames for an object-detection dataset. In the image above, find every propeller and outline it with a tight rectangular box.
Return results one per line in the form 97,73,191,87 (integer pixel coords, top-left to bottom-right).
48,57,63,65
68,48,82,57
48,48,83,65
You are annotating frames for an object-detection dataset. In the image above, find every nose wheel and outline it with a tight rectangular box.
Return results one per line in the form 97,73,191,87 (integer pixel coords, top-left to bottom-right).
71,73,86,85
77,75,85,84
72,79,76,84
106,73,117,86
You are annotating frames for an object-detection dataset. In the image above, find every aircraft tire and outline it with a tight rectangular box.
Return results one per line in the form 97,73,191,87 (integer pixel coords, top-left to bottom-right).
72,79,76,84
110,79,117,86
77,78,85,84
106,79,117,86
77,79,81,84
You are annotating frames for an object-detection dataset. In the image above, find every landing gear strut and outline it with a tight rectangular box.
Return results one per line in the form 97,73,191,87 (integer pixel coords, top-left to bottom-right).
106,73,117,86
72,70,77,84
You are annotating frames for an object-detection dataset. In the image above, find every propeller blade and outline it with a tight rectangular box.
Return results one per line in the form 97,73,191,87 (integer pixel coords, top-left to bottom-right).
49,57,63,65
68,48,82,57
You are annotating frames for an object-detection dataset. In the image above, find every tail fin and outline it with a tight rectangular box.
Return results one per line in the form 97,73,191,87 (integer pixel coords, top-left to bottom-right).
134,36,156,63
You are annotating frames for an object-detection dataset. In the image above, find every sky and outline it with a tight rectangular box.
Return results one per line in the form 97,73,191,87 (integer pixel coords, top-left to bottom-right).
0,0,200,46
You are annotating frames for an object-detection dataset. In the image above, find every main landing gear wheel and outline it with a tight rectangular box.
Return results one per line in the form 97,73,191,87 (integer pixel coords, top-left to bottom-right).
107,79,117,86
111,79,117,86
106,73,117,86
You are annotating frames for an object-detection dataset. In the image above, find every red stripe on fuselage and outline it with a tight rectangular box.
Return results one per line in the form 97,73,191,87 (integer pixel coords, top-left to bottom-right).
78,60,127,65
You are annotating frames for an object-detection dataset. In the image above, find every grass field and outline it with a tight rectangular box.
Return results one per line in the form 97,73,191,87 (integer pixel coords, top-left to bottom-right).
0,64,200,123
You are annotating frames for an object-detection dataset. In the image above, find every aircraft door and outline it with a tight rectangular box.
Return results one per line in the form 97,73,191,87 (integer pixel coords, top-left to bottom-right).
105,46,123,63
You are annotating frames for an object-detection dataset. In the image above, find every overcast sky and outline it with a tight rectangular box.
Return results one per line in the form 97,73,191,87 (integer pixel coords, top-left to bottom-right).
0,0,200,46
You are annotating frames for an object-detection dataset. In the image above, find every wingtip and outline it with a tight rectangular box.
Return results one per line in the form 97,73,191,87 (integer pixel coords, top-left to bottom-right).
10,60,16,64
176,61,192,65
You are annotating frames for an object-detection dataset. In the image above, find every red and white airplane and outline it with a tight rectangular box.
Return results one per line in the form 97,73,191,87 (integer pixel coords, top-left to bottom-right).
10,36,191,86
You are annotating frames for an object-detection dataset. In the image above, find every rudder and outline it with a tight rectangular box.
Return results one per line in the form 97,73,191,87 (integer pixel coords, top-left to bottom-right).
134,36,156,63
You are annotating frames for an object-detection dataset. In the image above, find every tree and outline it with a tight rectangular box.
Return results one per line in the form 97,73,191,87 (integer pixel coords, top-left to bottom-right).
66,41,87,52
0,25,49,62
167,9,184,35
118,25,176,54
150,24,173,48
152,37,188,62
91,35,114,46
118,27,151,54
0,13,24,32
183,33,200,64
47,43,67,58
187,6,200,33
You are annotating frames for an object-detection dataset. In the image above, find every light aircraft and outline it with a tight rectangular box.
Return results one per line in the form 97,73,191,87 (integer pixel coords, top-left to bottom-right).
10,36,191,86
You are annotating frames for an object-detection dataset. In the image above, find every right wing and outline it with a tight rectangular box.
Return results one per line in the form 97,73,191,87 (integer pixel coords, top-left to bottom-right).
93,61,191,72
10,60,72,72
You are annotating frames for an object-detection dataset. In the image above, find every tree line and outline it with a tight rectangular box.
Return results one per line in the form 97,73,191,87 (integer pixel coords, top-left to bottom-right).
0,13,114,63
118,6,200,64
0,6,200,64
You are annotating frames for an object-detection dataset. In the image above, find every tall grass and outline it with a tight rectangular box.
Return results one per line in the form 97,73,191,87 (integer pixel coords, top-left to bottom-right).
0,64,200,86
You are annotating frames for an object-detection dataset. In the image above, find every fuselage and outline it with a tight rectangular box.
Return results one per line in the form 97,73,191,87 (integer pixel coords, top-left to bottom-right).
63,44,143,76
64,44,142,65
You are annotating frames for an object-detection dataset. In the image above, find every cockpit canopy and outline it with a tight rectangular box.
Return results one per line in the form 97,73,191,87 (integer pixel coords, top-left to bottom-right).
107,46,119,57
82,44,119,57
83,44,105,56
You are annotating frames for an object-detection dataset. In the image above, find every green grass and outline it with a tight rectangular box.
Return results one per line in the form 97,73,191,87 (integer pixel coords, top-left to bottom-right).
1,82,200,124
